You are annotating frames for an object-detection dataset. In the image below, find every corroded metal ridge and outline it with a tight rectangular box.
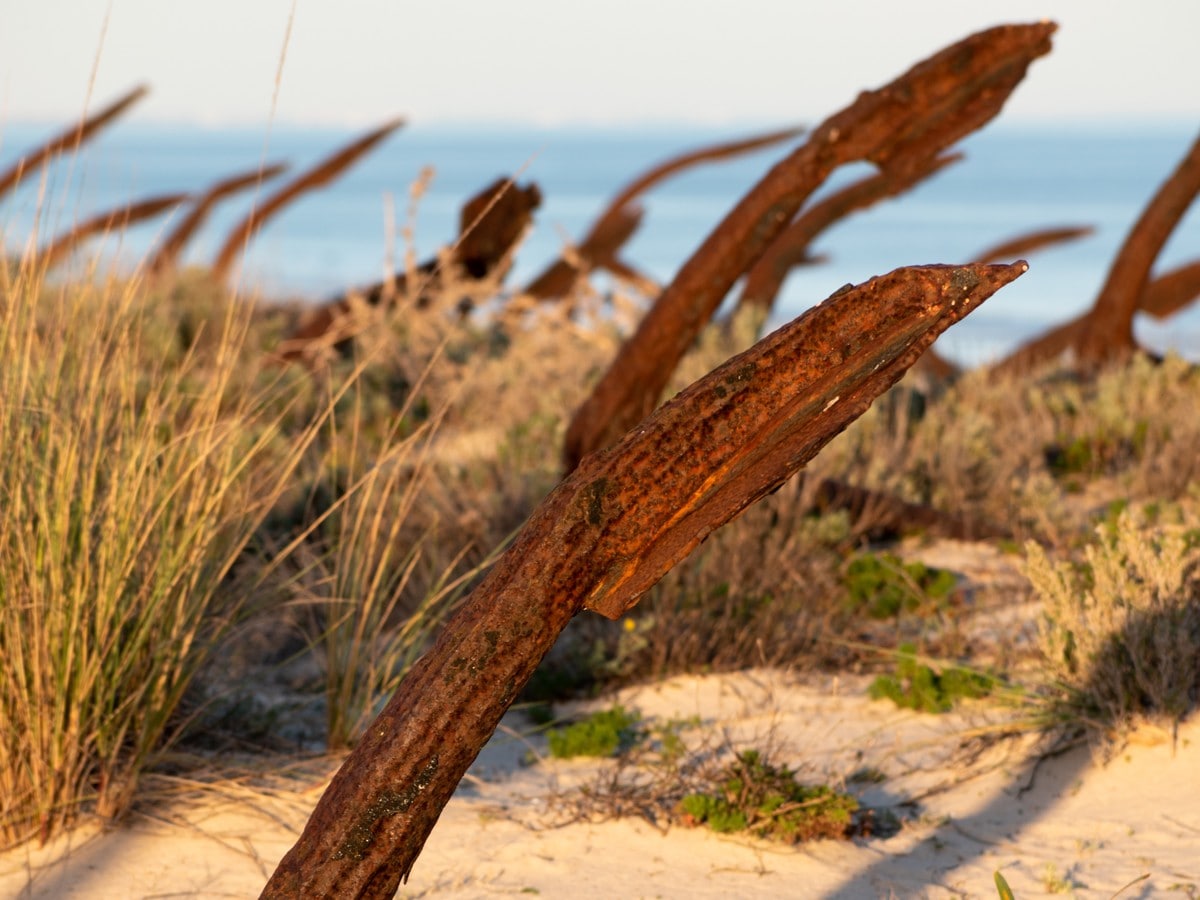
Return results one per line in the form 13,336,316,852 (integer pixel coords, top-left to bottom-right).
1141,259,1200,320
261,261,1026,899
1077,129,1200,366
736,153,962,318
212,118,405,283
36,193,190,270
148,162,289,275
993,256,1200,376
524,126,804,299
573,263,1027,619
563,23,1054,471
523,204,646,299
0,84,149,199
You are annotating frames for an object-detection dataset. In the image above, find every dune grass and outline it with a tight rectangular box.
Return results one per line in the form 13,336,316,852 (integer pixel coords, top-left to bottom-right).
0,257,321,845
2,219,1199,852
268,378,499,751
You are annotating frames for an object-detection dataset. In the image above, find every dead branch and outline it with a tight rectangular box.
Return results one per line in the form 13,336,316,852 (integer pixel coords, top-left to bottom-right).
524,126,804,299
275,178,540,362
735,152,962,319
992,258,1200,377
1140,258,1200,320
524,203,648,299
1075,129,1200,367
973,225,1093,263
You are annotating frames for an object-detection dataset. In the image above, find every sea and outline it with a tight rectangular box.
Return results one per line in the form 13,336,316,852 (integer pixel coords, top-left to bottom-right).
2,120,1198,367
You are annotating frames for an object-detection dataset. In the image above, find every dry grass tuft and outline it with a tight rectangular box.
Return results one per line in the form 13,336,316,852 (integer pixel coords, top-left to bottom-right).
1027,502,1200,738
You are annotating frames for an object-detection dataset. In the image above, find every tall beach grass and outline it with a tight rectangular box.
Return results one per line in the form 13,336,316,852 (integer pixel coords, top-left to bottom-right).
0,257,314,845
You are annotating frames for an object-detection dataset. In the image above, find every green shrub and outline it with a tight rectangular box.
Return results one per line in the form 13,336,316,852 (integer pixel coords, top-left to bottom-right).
546,706,644,759
843,552,957,619
869,643,996,713
678,750,860,843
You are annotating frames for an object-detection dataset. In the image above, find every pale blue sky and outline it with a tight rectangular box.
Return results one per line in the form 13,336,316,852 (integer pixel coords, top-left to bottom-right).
1,0,1197,127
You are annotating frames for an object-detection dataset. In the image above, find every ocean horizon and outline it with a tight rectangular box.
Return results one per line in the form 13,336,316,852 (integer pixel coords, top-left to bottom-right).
2,119,1198,366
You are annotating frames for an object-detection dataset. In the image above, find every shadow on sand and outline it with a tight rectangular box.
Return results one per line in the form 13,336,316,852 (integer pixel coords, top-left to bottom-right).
828,583,1200,899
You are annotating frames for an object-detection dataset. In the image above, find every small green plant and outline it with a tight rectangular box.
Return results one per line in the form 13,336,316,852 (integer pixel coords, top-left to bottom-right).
650,715,701,762
1041,862,1083,894
1045,422,1149,478
869,643,996,713
546,706,644,759
994,870,1017,900
677,749,860,843
843,552,957,619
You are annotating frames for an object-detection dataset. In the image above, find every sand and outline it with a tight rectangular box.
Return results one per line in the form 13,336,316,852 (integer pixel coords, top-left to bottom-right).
3,668,1198,900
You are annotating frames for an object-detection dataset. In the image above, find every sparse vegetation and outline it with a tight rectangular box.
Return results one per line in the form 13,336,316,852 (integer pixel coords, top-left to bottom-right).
546,706,645,759
677,749,862,843
4,53,1200,900
868,643,998,713
541,713,889,846
1027,503,1200,736
842,552,958,619
5,230,1200,855
0,264,318,844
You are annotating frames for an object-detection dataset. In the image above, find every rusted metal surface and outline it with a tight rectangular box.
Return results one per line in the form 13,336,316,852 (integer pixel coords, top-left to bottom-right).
211,118,404,283
1076,129,1200,366
0,84,148,199
993,257,1200,376
147,163,289,275
972,225,1094,263
562,23,1055,472
523,126,803,299
736,153,962,318
276,179,539,361
990,312,1081,375
36,193,190,270
524,204,647,299
345,177,541,309
994,131,1200,376
260,261,1026,899
1140,259,1200,319
810,477,1010,542
452,179,542,281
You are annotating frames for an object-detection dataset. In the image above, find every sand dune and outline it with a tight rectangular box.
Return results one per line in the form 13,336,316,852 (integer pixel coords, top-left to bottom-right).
4,669,1197,899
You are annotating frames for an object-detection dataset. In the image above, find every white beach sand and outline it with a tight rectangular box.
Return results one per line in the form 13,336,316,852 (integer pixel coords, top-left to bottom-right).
4,668,1197,899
